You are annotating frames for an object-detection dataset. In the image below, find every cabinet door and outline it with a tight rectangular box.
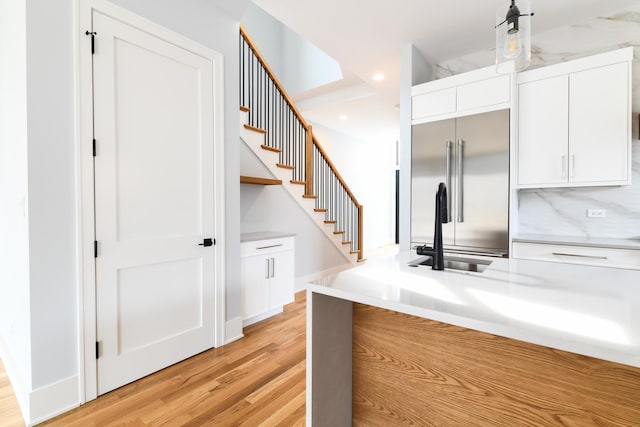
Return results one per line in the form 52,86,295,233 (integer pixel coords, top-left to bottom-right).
517,75,569,186
268,250,294,310
569,62,629,184
457,75,510,112
412,88,456,120
240,255,269,319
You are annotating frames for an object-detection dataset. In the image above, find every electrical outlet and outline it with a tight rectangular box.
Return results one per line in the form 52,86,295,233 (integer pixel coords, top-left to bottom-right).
587,209,606,218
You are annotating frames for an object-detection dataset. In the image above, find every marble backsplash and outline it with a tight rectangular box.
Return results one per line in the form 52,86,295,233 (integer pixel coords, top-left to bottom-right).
435,4,640,240
517,139,640,240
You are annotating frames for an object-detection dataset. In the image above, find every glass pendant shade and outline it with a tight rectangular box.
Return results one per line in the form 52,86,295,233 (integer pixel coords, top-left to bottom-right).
496,0,532,73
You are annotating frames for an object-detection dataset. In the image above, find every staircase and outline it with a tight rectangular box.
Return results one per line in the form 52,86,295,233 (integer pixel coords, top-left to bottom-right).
239,25,364,264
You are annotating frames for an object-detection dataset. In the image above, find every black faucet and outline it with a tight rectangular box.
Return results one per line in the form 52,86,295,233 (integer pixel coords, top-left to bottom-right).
416,182,449,270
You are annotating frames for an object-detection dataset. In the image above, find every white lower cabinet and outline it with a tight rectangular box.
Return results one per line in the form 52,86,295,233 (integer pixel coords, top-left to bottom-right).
512,242,640,270
241,236,295,327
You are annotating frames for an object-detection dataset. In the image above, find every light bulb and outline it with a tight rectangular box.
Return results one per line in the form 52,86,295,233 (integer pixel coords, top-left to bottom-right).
503,31,522,59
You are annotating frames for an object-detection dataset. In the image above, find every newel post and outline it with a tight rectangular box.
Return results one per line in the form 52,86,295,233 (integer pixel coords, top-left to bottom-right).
358,204,364,261
305,125,313,196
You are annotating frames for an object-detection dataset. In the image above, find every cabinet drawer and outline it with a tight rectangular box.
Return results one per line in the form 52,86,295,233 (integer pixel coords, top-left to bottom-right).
412,88,456,120
241,237,294,258
512,242,640,270
457,75,510,112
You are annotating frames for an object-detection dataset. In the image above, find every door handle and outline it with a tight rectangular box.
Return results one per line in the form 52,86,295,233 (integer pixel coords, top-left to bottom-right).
457,139,464,223
445,140,452,222
198,238,214,247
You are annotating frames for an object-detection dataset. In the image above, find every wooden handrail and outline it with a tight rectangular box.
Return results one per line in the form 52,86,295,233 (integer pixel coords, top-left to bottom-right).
240,24,309,131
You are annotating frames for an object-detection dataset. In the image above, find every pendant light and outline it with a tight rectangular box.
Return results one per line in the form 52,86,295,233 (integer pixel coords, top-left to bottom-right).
495,0,534,73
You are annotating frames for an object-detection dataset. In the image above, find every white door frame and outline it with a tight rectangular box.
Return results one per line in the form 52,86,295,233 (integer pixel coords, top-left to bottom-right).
75,0,226,402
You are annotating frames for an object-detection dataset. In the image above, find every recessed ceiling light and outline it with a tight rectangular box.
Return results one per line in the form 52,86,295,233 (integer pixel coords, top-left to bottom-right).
372,73,385,81
339,114,348,120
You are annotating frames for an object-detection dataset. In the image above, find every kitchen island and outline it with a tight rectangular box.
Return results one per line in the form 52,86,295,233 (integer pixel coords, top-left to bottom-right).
306,251,640,426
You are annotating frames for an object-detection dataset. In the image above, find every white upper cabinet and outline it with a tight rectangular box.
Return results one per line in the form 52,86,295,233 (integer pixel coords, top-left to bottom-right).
412,67,512,124
516,48,632,188
569,62,629,184
518,75,569,185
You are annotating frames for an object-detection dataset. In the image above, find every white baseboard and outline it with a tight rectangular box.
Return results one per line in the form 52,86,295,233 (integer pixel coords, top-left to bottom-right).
29,375,80,426
295,264,354,292
0,337,81,426
242,307,283,328
224,316,244,345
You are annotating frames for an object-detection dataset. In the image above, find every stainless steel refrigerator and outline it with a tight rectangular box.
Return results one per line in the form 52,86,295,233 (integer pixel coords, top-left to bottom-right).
411,109,510,256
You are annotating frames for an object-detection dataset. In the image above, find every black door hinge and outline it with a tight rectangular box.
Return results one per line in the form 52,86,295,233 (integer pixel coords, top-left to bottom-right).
94,240,98,258
95,341,100,359
92,138,96,157
85,31,97,54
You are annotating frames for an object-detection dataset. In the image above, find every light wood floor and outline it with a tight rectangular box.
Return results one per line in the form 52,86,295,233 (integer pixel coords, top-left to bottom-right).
0,359,24,427
0,291,306,427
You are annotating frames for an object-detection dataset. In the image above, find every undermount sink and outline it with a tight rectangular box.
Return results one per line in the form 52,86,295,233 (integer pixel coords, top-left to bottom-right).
408,256,492,273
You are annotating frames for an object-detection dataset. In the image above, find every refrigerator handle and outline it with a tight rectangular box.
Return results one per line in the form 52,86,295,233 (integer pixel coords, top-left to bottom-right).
445,140,453,222
457,139,464,223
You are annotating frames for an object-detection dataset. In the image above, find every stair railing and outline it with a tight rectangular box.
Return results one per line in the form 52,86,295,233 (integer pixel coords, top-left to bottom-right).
240,25,363,260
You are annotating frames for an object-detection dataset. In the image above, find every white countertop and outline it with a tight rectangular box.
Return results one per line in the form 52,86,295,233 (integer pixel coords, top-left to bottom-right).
240,231,296,242
513,234,640,250
308,251,640,368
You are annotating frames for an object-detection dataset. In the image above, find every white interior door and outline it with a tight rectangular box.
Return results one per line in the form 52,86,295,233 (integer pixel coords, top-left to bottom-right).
92,10,216,395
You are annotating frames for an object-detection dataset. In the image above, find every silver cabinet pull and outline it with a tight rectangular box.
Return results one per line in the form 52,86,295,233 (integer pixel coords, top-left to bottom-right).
256,244,283,250
570,154,576,178
265,258,270,279
445,141,452,222
271,258,275,278
552,252,608,260
457,139,464,223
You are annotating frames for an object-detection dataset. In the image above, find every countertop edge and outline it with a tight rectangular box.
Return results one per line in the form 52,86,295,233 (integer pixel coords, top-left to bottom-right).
240,231,296,242
306,283,640,370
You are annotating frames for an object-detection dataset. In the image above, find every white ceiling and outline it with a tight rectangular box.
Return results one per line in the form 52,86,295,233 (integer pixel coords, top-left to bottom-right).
252,0,640,143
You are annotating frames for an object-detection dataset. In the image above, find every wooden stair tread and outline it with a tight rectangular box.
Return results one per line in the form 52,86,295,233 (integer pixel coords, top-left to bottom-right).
333,231,344,235
350,250,361,254
342,241,352,245
357,258,367,263
244,124,267,134
314,208,327,212
302,194,317,199
261,144,281,153
276,163,295,170
324,220,336,224
240,176,282,185
290,180,306,185
239,105,250,112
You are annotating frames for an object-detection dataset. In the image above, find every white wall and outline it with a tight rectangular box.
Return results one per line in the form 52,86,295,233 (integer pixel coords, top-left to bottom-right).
0,0,244,423
311,123,397,251
281,27,343,95
25,0,78,390
241,3,343,96
240,183,349,277
0,0,31,412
